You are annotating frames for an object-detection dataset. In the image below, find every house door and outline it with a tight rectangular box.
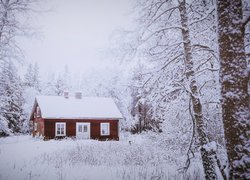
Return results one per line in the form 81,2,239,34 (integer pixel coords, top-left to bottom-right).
76,123,90,139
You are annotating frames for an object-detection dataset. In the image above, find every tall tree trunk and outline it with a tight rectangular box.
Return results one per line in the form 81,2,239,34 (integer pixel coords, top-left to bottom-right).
179,0,217,179
216,0,250,179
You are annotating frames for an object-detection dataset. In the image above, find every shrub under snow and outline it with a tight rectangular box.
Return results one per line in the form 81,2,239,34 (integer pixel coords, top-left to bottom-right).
0,133,207,180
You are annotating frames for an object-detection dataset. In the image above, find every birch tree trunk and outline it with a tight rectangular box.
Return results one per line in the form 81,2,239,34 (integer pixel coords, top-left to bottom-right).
179,0,217,179
216,0,250,179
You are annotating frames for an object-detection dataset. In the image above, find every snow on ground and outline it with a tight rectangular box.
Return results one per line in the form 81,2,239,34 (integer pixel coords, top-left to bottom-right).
0,133,204,180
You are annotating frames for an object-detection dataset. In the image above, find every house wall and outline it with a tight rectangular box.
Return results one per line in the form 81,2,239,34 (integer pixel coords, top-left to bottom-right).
33,117,45,137
44,119,119,140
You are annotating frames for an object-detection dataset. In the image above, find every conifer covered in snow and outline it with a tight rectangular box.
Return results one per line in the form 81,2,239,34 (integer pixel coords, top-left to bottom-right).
24,63,41,92
42,73,57,96
0,0,249,178
0,61,24,135
0,0,41,135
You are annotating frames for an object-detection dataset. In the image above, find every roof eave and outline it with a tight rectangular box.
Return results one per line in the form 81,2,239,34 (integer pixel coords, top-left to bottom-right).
43,117,122,120
29,99,38,121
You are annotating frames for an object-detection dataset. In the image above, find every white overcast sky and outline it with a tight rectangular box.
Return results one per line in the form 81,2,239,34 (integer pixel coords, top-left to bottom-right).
18,0,133,77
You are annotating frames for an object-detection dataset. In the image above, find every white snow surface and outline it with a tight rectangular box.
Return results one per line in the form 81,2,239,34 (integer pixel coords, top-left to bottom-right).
0,133,206,180
35,95,123,119
203,141,217,152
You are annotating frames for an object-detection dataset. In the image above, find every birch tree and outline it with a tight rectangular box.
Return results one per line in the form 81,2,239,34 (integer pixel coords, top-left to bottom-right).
216,0,250,178
129,0,221,178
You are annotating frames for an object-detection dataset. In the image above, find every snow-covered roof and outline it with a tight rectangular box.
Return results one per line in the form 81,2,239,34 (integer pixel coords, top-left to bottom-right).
34,96,123,119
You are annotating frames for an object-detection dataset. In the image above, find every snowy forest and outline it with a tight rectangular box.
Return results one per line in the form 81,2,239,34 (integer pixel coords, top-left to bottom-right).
0,0,249,180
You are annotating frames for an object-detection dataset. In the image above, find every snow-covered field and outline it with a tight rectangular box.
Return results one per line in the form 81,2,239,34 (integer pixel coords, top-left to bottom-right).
0,133,204,180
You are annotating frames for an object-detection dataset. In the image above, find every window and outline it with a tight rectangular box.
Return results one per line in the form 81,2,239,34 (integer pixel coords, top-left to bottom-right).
83,125,88,132
55,122,66,136
34,123,38,131
36,106,40,117
101,123,110,136
78,124,82,132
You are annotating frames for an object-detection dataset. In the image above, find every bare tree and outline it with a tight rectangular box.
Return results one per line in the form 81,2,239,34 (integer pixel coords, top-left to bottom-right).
216,0,250,179
0,0,37,63
126,0,223,178
178,1,217,179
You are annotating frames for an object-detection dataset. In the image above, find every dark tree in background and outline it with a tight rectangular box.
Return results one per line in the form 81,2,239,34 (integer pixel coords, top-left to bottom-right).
216,0,250,179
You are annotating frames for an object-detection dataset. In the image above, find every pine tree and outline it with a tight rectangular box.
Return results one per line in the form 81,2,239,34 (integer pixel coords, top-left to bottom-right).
55,75,65,96
0,69,10,136
24,63,41,92
0,0,43,135
32,63,41,92
43,73,57,95
0,61,24,135
54,66,72,95
62,65,71,91
24,64,33,87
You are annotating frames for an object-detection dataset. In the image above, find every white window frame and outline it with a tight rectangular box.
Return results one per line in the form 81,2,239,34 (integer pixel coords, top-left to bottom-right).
34,122,38,131
55,122,66,136
36,106,40,117
100,123,110,136
76,122,90,139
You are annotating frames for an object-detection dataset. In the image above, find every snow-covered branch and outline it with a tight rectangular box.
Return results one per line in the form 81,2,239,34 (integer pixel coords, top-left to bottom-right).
141,26,185,42
189,7,215,26
242,15,250,30
195,67,219,76
144,6,179,30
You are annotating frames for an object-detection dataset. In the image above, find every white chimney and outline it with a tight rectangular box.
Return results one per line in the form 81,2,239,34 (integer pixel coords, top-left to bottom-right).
75,92,82,99
64,91,69,99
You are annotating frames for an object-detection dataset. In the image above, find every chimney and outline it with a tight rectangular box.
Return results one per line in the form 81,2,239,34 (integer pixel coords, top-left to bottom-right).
75,92,82,99
64,91,69,99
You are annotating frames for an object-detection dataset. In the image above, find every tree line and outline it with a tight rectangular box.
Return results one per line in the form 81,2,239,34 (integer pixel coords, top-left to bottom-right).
0,0,249,179
118,0,249,179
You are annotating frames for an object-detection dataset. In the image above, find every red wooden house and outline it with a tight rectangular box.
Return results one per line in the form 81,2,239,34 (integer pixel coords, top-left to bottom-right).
30,92,122,140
